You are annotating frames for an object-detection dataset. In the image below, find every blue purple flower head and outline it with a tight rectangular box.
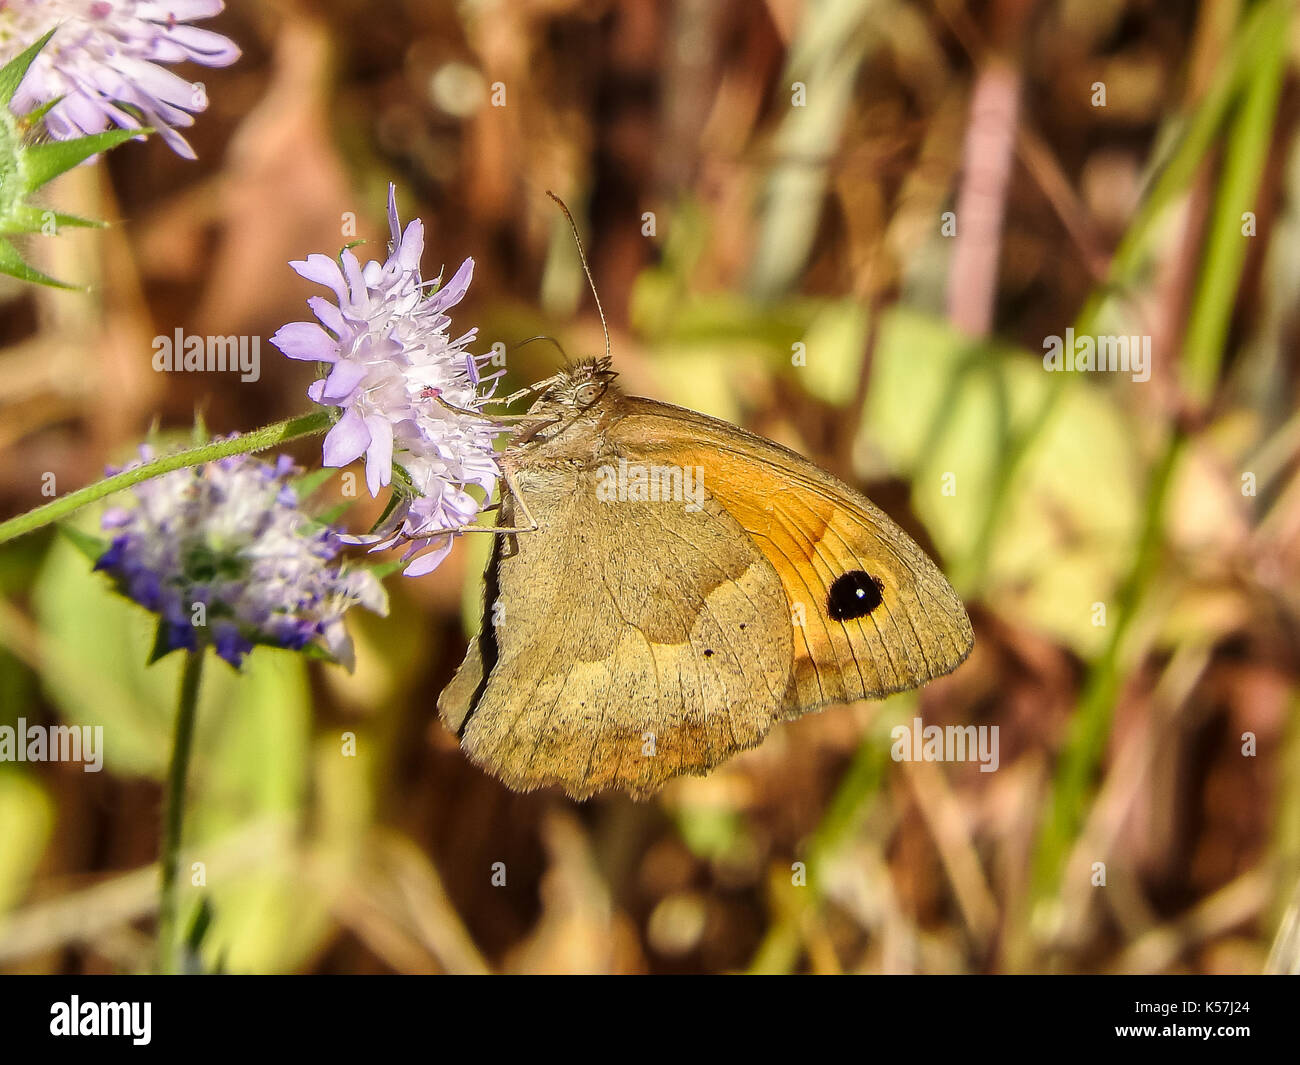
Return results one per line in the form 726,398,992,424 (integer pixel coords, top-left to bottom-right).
272,184,506,576
1,0,239,159
95,184,501,673
96,448,387,669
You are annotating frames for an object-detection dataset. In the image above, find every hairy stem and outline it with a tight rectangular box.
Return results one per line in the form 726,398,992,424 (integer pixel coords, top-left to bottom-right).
0,411,331,546
157,649,205,974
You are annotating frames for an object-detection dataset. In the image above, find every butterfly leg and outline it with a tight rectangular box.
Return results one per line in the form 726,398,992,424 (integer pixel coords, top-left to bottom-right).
480,372,565,406
453,468,540,535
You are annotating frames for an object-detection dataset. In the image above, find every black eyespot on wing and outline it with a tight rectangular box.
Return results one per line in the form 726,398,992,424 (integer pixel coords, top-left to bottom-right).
827,570,884,621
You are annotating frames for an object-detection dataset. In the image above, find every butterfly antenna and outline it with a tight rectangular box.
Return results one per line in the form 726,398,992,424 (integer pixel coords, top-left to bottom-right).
513,334,573,369
546,190,611,362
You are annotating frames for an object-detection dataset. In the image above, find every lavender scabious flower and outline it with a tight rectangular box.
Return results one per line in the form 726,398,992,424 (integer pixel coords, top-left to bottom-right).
271,183,505,577
1,1,240,159
95,448,387,669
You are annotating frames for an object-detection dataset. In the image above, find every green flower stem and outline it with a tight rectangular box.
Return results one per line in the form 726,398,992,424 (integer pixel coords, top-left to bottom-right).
0,411,331,547
157,648,205,975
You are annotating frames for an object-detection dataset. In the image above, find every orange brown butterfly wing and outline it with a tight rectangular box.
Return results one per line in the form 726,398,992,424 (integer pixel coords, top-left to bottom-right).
610,396,974,715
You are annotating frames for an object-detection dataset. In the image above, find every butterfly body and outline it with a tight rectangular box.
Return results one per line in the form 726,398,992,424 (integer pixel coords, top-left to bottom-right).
438,358,973,798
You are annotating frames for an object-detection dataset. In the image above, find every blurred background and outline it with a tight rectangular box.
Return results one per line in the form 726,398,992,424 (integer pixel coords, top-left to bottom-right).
1,0,1299,974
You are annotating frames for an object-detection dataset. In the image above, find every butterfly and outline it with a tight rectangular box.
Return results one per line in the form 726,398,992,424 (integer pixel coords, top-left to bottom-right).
437,197,973,799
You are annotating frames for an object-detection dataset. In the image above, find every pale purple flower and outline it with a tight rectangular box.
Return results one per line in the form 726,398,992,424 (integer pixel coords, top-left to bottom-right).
96,448,387,669
2,0,240,159
271,184,505,576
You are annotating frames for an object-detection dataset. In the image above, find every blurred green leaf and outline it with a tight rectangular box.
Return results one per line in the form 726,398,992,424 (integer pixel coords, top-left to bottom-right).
798,301,869,406
747,0,883,300
857,307,1140,656
56,524,107,565
0,769,52,914
186,645,323,973
1181,0,1290,404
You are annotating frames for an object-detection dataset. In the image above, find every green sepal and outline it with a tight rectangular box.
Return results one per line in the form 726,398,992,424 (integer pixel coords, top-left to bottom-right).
146,619,184,666
0,204,107,237
0,236,76,288
57,523,109,564
22,128,148,194
0,30,56,108
368,463,416,534
18,96,63,127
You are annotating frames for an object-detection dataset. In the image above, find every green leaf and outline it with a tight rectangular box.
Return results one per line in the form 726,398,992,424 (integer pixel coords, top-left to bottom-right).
187,646,321,972
21,127,147,193
857,306,1141,656
0,35,147,290
290,467,339,500
368,559,404,581
0,30,55,108
314,502,351,527
185,896,216,955
1180,0,1291,404
0,770,53,914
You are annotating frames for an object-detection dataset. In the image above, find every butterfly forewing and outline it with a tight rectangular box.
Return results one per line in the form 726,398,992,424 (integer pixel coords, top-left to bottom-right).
613,397,974,714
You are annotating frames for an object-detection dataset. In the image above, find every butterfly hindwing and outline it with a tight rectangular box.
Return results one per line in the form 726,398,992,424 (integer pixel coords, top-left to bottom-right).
438,469,794,798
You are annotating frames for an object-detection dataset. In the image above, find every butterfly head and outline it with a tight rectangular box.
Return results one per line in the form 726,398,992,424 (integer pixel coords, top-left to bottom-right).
506,357,619,454
528,356,618,415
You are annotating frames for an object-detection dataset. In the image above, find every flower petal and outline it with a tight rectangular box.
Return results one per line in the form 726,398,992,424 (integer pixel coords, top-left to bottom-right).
291,254,349,304
403,536,455,577
322,408,371,469
308,296,347,336
428,258,474,311
397,219,424,272
271,321,338,362
319,359,369,402
363,415,395,495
